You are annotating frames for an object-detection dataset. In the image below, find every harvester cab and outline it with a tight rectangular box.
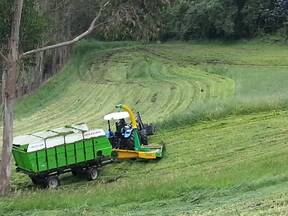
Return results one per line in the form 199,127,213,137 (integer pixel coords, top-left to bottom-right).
104,111,133,149
103,104,163,160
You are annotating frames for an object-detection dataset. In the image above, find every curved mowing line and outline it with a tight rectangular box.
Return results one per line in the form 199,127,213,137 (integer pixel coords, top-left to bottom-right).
14,46,235,135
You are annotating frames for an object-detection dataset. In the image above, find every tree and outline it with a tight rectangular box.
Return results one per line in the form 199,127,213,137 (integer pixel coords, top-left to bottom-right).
162,0,288,40
0,0,47,98
0,0,108,196
67,0,171,41
0,0,24,197
101,0,171,41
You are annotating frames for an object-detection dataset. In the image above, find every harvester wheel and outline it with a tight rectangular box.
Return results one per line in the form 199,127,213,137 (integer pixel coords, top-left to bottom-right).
140,131,148,145
87,167,98,181
46,176,60,189
144,124,155,136
127,136,135,150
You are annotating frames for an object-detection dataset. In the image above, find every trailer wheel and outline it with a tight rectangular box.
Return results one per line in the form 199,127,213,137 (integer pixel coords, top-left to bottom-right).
46,176,60,189
29,176,44,187
30,176,38,185
71,167,83,176
87,167,98,181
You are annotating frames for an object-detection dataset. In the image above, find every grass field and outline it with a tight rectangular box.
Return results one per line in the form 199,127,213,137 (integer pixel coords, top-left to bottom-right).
1,40,288,215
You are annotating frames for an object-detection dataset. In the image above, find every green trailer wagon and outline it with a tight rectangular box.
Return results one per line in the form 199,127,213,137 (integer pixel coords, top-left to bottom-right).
12,123,113,188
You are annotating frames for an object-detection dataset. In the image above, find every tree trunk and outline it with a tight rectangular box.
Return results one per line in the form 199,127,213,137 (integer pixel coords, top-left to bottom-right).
0,0,103,196
0,0,23,196
0,61,17,196
34,51,44,88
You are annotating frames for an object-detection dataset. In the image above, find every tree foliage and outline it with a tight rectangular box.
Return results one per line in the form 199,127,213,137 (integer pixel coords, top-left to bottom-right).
101,0,170,41
162,0,288,40
67,0,171,41
2,0,287,47
0,0,46,52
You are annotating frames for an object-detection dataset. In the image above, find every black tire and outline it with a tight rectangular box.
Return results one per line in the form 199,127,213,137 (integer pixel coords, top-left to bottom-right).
87,167,98,181
71,167,83,176
127,134,135,150
140,130,148,145
71,170,78,176
144,124,155,136
30,176,46,187
30,176,40,185
46,176,60,189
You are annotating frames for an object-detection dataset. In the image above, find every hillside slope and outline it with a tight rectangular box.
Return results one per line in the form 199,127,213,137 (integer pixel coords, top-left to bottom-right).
2,41,288,215
14,41,235,134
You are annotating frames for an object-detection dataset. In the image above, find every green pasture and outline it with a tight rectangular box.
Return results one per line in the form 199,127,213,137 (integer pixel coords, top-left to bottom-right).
1,40,288,215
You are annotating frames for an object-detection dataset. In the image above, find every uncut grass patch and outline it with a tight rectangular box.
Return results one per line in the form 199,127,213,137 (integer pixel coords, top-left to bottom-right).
201,64,288,96
157,94,288,130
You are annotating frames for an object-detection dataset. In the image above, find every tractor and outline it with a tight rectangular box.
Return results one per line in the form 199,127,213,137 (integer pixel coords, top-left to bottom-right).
104,104,163,159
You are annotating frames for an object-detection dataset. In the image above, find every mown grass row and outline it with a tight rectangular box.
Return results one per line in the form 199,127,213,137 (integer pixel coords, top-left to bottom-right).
14,41,288,136
13,41,234,136
2,111,288,215
2,40,288,215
